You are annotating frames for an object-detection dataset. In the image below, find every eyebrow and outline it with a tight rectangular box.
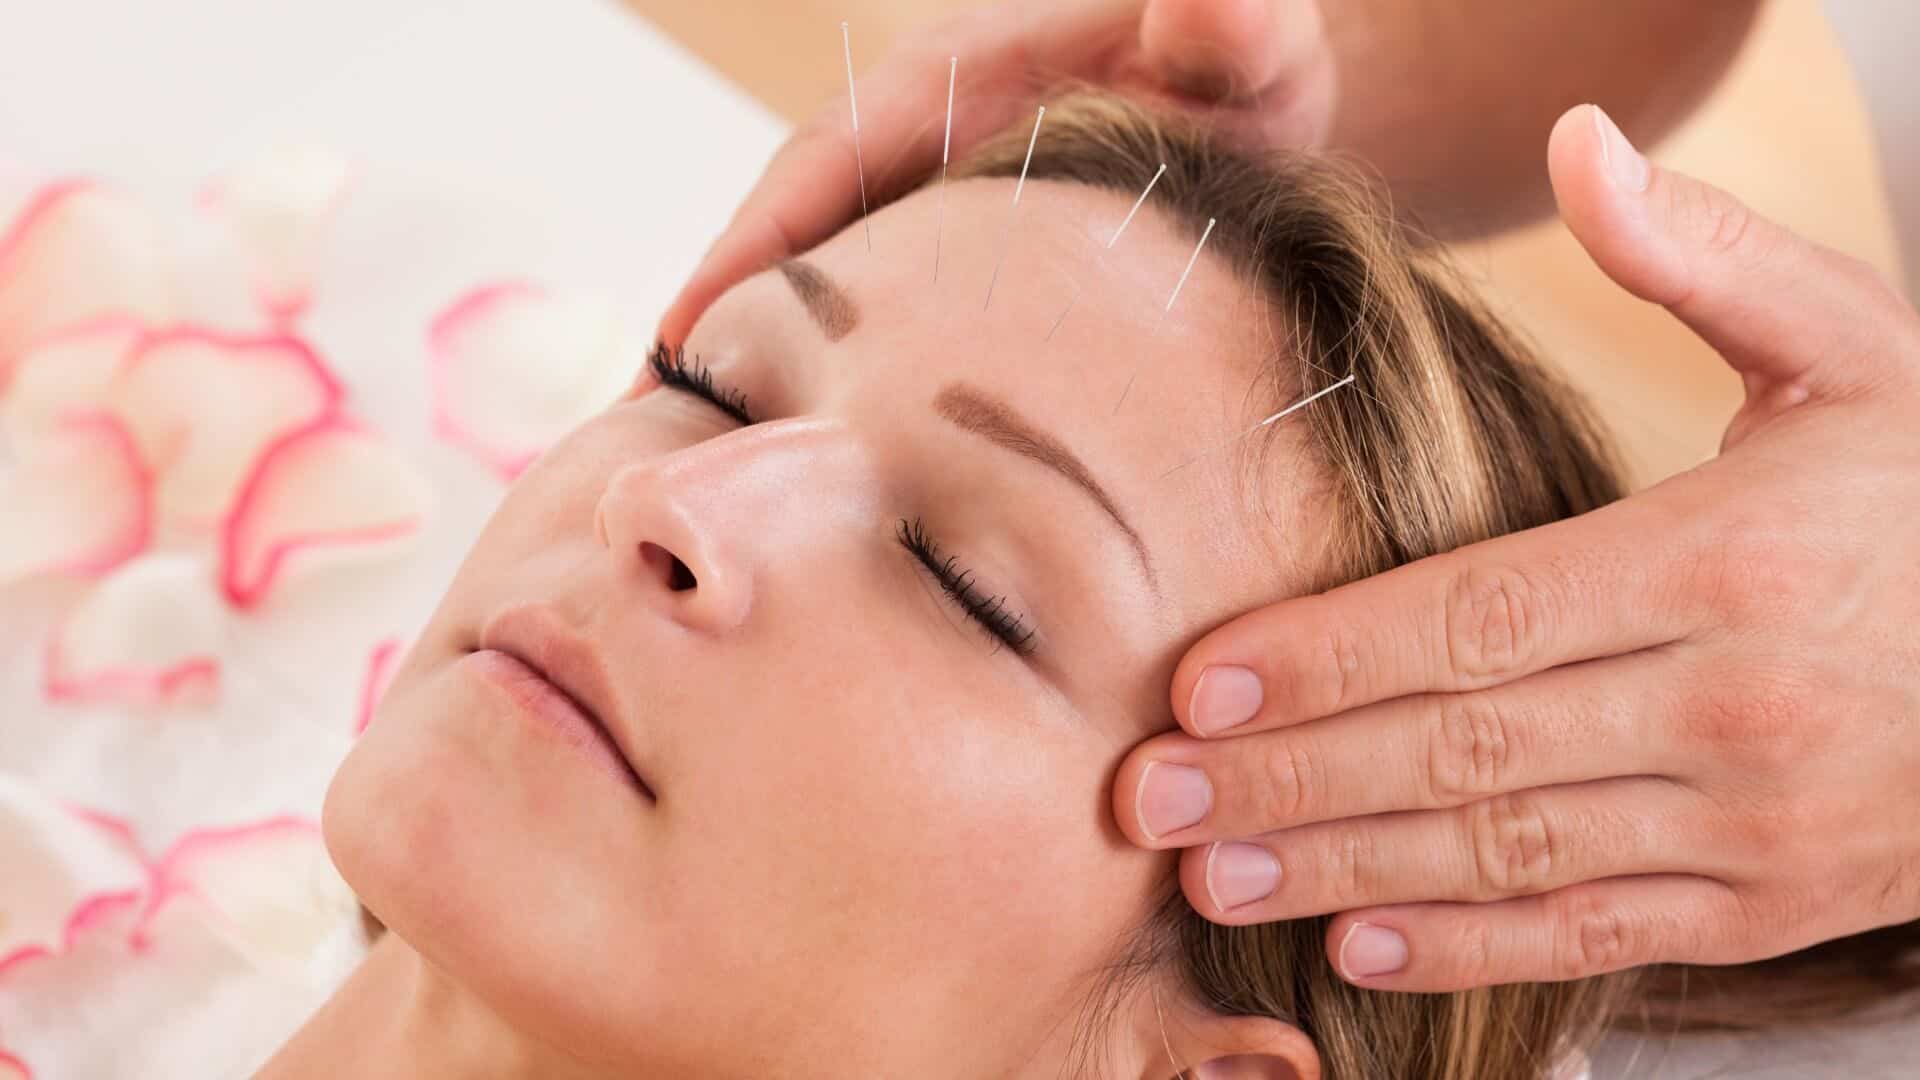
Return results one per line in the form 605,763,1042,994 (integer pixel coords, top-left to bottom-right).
777,258,858,341
934,383,1156,587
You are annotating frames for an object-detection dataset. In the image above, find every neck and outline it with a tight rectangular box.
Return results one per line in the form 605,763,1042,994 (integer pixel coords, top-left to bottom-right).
258,931,606,1080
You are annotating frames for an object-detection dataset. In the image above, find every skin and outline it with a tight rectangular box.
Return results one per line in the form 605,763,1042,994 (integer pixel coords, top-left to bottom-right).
657,0,1758,343
662,0,1920,995
1140,106,1920,992
270,177,1322,1077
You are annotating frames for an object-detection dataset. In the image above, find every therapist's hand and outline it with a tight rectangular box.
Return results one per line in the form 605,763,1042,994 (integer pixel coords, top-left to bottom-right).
1116,104,1920,991
656,0,1333,345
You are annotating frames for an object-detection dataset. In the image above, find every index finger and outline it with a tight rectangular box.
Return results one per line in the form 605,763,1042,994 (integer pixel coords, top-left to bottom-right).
654,66,937,345
1172,484,1709,737
656,3,1098,343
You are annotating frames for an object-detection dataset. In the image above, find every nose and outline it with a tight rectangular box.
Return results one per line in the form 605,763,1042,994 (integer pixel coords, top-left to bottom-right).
593,418,874,635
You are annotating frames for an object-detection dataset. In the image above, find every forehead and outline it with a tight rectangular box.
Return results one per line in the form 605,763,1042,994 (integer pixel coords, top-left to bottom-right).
720,177,1325,636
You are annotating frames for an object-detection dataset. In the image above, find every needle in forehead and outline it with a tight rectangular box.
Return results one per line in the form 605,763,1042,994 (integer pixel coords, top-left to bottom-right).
1109,163,1169,250
1113,216,1216,413
982,105,1046,310
1162,217,1216,321
934,56,957,283
841,21,871,251
1044,162,1167,342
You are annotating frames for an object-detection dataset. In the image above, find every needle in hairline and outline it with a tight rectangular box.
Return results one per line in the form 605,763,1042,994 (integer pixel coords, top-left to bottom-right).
1158,373,1359,478
1044,161,1167,341
983,105,1045,310
841,21,871,251
934,56,957,283
1113,215,1215,413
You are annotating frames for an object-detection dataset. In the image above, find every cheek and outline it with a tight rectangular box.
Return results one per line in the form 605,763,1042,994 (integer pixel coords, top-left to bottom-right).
671,610,1160,1002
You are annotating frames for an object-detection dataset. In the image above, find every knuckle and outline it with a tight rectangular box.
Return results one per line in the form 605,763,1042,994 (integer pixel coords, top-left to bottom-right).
1753,682,1814,762
1425,693,1517,803
1706,198,1762,260
1254,738,1320,825
1686,183,1776,266
1290,615,1366,717
1682,678,1749,750
1723,671,1814,768
1467,793,1558,898
1550,893,1643,980
1443,565,1545,681
1442,914,1500,987
1325,827,1380,908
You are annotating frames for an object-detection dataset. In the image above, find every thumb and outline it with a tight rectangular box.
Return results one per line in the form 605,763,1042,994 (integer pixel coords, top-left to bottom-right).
1548,103,1906,403
1139,0,1325,102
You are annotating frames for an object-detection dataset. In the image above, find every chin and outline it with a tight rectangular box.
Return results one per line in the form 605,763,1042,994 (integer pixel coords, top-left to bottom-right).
319,660,675,1055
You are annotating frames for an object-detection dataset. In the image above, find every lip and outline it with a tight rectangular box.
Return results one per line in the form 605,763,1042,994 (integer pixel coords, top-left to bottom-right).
476,604,654,801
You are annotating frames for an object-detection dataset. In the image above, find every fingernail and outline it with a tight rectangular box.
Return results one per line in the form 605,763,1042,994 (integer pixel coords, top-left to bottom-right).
1205,842,1281,911
1591,105,1649,193
1189,665,1263,735
1135,762,1212,840
1338,921,1408,979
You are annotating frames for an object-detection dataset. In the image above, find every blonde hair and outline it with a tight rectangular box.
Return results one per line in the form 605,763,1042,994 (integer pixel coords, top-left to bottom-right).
354,92,1920,1080
951,94,1920,1078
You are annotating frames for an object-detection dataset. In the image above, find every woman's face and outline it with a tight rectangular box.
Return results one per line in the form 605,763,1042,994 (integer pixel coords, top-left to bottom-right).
324,175,1320,1075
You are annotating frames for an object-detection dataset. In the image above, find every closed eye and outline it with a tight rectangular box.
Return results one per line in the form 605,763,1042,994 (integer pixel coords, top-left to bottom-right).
648,343,755,425
641,345,1036,658
898,517,1037,656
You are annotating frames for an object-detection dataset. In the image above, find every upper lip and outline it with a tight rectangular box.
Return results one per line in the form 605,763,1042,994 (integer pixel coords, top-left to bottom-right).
477,604,653,798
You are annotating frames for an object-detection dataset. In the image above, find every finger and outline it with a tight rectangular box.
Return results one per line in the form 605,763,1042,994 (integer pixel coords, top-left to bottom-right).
656,56,958,346
1169,486,1708,737
1323,874,1747,992
1328,876,1749,991
1548,103,1912,400
1138,0,1325,101
659,2,1136,344
1180,776,1707,922
1121,650,1680,846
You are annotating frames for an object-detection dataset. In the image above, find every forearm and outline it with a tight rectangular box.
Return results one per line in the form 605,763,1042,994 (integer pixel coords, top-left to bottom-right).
1320,0,1763,236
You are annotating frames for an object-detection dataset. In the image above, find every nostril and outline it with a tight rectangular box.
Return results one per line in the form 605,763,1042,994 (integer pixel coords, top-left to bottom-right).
639,541,698,592
668,555,697,592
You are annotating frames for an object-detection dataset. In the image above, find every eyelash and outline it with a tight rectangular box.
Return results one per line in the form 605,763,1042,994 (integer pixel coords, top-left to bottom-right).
897,517,1037,655
646,345,1036,657
648,343,755,425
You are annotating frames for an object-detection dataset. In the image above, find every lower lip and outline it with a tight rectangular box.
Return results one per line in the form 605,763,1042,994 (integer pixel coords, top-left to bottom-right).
463,649,650,798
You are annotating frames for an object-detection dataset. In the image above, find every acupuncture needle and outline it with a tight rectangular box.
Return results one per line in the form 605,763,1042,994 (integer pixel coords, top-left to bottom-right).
1159,374,1359,478
1044,161,1167,342
841,21,871,251
1113,216,1215,413
933,56,957,282
982,105,1045,310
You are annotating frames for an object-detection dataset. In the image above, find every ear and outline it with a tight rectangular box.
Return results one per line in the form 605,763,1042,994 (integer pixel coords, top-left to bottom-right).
1135,990,1320,1080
